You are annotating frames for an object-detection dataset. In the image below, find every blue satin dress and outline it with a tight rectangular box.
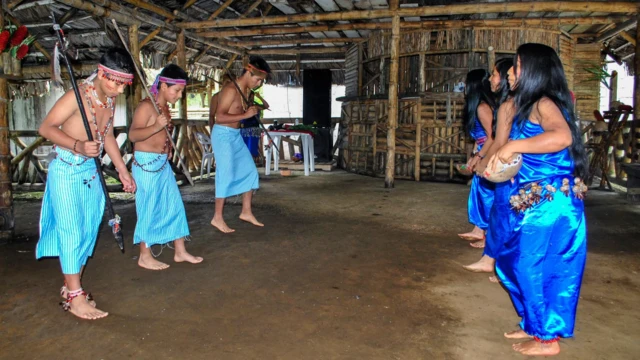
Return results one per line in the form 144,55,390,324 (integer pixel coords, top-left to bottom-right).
495,119,587,341
467,117,495,231
483,125,519,259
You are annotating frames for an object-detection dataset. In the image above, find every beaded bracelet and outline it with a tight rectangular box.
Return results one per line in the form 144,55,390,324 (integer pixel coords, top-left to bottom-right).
474,152,484,159
73,139,79,153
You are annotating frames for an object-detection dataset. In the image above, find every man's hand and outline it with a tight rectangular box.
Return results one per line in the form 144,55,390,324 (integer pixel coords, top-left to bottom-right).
78,140,102,157
155,114,169,131
244,106,259,119
118,170,136,193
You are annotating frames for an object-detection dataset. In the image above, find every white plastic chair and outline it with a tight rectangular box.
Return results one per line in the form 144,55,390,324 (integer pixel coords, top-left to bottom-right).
195,132,215,179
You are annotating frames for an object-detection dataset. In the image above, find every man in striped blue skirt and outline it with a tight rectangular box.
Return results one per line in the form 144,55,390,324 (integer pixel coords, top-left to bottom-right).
210,56,270,233
129,64,203,270
37,48,137,320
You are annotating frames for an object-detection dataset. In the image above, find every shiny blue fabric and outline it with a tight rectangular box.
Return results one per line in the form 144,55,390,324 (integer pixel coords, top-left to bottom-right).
467,116,494,230
483,124,520,259
495,119,587,340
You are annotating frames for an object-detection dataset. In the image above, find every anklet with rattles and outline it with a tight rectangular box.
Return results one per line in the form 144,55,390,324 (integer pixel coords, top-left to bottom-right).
533,336,559,344
61,288,93,311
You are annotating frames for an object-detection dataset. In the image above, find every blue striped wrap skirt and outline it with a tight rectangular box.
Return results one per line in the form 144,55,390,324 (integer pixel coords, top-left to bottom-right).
211,124,259,198
132,151,190,247
36,148,105,274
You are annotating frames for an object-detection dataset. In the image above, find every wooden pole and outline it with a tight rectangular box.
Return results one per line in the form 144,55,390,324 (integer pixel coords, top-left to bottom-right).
209,0,236,20
224,37,365,47
129,24,142,105
357,43,364,96
0,11,14,239
418,52,426,92
140,27,164,48
178,2,638,29
594,19,638,43
385,0,400,189
620,31,637,46
488,46,496,73
635,12,640,127
610,70,618,108
177,30,190,171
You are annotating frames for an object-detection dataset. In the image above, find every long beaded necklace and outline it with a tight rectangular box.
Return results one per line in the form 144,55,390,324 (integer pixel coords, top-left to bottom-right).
133,97,172,173
55,83,115,188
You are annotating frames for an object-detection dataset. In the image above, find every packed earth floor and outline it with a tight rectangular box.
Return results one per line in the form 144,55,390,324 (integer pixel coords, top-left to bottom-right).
1,171,639,359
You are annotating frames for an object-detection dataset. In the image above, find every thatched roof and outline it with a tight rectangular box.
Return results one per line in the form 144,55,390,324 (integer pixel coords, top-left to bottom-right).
3,0,639,86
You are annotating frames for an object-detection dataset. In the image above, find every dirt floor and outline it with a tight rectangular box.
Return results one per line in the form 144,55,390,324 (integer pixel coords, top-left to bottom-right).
1,170,639,360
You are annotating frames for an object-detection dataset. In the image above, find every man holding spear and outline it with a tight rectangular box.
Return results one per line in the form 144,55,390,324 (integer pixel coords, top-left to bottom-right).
37,47,137,320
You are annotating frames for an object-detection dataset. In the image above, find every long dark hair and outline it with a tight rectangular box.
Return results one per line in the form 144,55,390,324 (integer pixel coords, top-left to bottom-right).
491,57,514,137
512,43,587,178
463,69,495,136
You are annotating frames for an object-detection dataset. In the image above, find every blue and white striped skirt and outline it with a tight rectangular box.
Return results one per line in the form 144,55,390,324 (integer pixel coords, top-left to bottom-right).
36,148,105,274
132,151,190,246
211,124,259,198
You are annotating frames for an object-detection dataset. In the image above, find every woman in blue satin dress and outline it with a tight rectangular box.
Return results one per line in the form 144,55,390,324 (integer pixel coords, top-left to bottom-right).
457,69,496,246
489,43,588,357
463,58,516,274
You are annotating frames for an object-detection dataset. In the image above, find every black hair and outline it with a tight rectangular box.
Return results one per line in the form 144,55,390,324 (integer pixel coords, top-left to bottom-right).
99,47,134,74
242,55,271,75
491,57,514,138
157,63,188,92
463,68,495,137
512,43,588,178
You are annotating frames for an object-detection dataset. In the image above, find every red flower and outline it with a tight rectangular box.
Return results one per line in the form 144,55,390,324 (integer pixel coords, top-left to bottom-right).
10,25,28,47
16,44,29,60
0,30,10,53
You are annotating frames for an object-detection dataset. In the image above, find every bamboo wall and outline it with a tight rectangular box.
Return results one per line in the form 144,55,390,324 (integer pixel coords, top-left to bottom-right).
341,27,565,182
573,43,603,121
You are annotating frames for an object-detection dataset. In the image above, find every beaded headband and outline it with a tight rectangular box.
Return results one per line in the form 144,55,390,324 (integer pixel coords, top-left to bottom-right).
98,64,134,85
245,64,268,79
150,75,188,98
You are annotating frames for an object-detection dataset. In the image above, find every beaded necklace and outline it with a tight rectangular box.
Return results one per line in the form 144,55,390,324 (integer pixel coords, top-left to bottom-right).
55,83,115,188
133,97,172,173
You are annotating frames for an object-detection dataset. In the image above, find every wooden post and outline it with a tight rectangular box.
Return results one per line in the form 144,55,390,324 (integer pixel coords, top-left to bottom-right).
609,70,618,108
129,24,142,105
357,43,364,96
418,52,426,93
488,46,496,73
385,1,400,188
635,12,640,126
177,30,190,171
0,11,14,239
379,58,386,94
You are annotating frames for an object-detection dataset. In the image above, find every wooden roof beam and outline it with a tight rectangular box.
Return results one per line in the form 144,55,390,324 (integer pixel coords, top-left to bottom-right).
177,2,638,29
56,0,242,55
201,17,629,38
595,19,638,43
248,46,347,55
208,0,237,20
619,31,637,46
223,37,366,47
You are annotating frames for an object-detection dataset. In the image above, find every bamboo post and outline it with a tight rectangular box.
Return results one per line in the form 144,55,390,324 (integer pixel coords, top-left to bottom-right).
0,11,14,239
488,46,496,73
177,30,190,171
379,58,386,94
385,0,400,188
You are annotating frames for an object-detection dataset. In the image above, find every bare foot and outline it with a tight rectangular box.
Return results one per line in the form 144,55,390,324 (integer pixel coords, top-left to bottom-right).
513,339,560,356
489,276,500,283
174,251,204,264
470,240,485,248
210,217,235,233
462,255,494,273
67,296,108,320
138,253,170,270
504,329,533,339
458,227,484,241
239,213,264,227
